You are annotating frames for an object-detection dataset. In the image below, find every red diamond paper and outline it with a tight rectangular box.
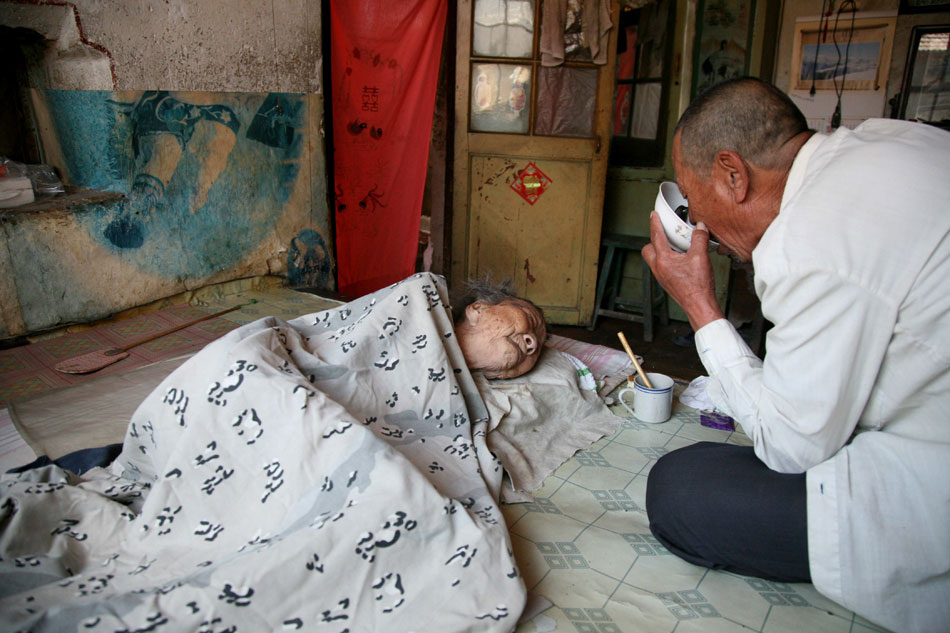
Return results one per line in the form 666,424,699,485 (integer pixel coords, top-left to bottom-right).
510,162,551,205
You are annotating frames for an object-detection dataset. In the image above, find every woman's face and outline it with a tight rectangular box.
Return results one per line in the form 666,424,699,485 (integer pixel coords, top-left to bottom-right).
459,299,546,379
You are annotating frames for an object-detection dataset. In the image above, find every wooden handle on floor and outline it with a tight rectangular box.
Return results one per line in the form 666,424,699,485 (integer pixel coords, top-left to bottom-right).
118,301,253,352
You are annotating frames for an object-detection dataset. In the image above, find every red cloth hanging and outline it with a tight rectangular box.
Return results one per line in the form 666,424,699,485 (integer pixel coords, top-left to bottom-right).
330,0,447,296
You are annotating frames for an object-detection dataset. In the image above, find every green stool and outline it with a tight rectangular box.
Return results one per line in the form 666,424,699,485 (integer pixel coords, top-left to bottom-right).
589,233,669,342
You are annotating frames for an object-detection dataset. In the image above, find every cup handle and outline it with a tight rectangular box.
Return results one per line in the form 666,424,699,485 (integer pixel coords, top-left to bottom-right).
618,387,635,417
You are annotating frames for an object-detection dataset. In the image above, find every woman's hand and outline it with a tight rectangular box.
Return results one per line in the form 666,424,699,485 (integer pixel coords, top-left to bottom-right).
640,212,724,331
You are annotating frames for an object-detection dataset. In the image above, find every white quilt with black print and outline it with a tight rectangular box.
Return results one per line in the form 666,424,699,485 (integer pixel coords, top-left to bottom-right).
0,273,526,633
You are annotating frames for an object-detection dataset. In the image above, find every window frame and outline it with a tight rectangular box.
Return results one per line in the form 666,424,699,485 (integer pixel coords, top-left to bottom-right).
467,0,605,138
608,2,676,168
896,23,950,131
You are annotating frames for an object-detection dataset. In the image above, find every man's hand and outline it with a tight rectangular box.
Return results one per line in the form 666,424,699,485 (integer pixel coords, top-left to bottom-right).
641,211,724,331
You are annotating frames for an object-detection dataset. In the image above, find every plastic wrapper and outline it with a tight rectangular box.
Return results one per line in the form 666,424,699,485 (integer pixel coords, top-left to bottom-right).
0,156,26,178
0,157,65,197
700,410,736,431
28,164,65,195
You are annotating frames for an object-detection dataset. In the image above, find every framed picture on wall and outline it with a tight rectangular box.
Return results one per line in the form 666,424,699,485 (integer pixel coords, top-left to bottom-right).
691,0,757,98
791,15,897,92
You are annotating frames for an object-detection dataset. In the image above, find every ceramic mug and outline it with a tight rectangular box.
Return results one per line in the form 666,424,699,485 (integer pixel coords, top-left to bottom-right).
618,372,674,423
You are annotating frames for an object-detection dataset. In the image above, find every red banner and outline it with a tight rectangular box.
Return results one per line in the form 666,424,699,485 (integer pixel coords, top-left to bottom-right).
330,0,447,296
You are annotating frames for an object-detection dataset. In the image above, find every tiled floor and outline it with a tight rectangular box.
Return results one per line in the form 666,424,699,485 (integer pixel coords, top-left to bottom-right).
508,390,890,633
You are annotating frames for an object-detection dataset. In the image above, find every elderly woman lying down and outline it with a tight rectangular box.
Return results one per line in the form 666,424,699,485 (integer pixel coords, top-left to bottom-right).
452,278,547,380
0,273,552,633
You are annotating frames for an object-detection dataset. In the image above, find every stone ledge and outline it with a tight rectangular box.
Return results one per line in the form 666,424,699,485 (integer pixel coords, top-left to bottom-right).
0,187,125,219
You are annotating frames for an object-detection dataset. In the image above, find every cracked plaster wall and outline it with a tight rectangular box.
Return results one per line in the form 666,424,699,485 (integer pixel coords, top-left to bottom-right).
1,0,324,93
78,0,323,94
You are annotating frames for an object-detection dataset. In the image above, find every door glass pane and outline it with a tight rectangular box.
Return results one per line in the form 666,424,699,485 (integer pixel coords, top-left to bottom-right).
617,24,637,81
636,1,668,78
562,0,593,62
535,66,597,137
613,14,638,136
471,63,531,133
613,83,632,136
539,0,601,63
473,0,535,58
903,30,950,126
630,82,661,139
608,0,674,166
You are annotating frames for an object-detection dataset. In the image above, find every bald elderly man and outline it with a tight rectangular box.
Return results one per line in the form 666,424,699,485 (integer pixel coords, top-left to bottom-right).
642,77,949,633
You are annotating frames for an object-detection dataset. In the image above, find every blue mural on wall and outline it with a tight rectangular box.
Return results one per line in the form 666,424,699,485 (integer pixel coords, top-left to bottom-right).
43,90,311,280
287,228,332,288
247,92,303,150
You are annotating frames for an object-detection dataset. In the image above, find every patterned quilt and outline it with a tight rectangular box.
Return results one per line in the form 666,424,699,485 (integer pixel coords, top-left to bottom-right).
0,273,526,632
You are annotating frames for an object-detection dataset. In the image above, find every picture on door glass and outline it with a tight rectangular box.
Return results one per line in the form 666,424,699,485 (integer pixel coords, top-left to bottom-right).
471,63,532,133
473,0,535,58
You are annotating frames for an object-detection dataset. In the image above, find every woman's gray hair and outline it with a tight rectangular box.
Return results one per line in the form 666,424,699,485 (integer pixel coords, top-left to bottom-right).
450,277,545,325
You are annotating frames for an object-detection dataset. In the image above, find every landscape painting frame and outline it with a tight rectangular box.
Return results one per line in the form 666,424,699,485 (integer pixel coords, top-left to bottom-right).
791,15,896,92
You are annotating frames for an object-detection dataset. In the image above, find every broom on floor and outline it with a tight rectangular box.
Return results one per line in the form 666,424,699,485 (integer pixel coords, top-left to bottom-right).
54,300,256,375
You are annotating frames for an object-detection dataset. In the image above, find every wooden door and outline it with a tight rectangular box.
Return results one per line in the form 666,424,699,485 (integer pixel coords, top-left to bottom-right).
452,0,619,325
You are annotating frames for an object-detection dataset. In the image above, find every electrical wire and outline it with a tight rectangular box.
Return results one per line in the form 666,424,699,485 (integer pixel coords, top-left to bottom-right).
810,0,829,96
830,0,857,129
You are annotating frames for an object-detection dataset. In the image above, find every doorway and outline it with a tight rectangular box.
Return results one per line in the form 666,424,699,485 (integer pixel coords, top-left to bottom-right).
452,0,620,325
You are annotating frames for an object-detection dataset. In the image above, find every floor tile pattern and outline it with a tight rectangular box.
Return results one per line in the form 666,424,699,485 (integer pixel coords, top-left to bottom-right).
509,393,892,633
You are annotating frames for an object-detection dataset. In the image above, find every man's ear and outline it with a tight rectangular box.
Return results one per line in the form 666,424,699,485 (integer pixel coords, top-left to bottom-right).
714,150,750,203
465,301,485,324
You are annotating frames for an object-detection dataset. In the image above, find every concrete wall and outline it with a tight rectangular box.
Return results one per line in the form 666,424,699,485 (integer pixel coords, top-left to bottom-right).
2,0,324,93
0,0,331,340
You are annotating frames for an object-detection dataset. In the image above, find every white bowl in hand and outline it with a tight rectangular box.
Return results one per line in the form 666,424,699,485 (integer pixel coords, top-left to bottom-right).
654,181,718,253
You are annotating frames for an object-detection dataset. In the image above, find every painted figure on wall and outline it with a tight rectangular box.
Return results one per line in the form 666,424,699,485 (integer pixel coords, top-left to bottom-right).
103,91,241,248
40,89,325,282
287,229,332,289
128,92,240,210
